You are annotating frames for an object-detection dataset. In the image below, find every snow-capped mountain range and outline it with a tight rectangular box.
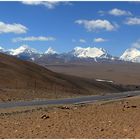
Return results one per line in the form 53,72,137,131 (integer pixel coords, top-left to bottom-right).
1,45,140,63
120,48,140,63
44,47,57,55
0,45,115,60
9,45,37,56
71,47,110,59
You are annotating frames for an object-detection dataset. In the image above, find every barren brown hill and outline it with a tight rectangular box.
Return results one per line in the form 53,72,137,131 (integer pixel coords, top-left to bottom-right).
0,53,137,101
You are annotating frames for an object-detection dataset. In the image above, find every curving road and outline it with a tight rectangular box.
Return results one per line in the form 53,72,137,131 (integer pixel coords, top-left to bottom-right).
0,90,140,109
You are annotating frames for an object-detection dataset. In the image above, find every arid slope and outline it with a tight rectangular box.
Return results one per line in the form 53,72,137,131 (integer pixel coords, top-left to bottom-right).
0,53,129,101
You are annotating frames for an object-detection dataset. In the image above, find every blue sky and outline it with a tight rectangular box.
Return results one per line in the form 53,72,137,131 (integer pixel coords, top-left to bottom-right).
0,1,140,56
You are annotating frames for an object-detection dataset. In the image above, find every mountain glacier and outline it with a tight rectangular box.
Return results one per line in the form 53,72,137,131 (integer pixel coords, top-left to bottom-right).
1,45,140,63
72,47,108,58
0,45,115,61
9,45,37,56
120,48,140,63
44,47,57,55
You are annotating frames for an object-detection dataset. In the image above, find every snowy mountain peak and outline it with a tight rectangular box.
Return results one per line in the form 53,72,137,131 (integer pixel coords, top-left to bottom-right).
45,47,57,55
0,46,4,52
72,46,108,58
0,45,117,63
120,48,140,62
9,45,37,56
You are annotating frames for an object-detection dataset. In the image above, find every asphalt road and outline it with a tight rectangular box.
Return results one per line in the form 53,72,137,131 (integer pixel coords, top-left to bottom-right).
0,90,140,109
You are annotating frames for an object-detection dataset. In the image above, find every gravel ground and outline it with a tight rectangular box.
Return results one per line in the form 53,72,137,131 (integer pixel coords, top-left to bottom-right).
0,96,140,138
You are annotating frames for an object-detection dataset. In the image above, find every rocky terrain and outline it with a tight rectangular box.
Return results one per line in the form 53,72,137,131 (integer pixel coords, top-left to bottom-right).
0,96,140,138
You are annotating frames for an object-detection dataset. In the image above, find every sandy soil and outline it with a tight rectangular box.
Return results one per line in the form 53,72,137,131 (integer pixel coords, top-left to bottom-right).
0,96,140,138
46,63,140,85
0,88,84,102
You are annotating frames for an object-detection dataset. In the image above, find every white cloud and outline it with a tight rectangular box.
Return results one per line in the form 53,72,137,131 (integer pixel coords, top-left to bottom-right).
21,1,71,9
79,39,86,43
124,17,140,25
12,36,55,42
108,8,132,16
93,38,107,43
0,21,27,34
75,19,118,32
98,8,132,17
98,10,105,16
132,39,140,48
